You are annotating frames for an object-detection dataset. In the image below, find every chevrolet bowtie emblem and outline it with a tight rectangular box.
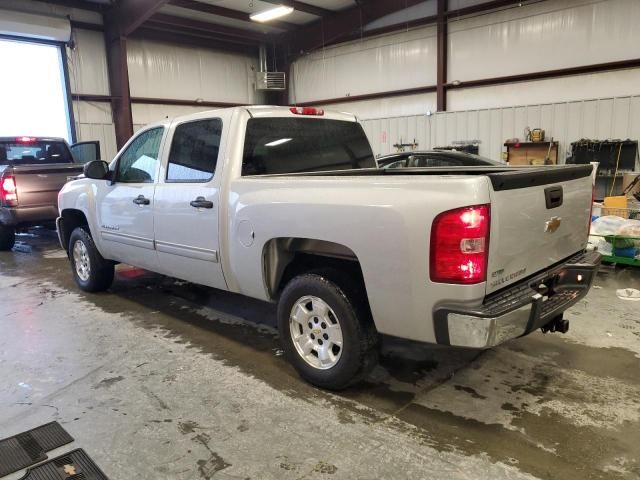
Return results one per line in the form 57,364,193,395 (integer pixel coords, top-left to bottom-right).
544,216,562,233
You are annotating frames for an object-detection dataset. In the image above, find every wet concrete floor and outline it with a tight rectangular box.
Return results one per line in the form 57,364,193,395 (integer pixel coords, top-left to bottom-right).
1,230,639,479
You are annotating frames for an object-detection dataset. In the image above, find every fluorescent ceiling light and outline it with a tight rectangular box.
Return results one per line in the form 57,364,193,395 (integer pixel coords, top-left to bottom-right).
250,5,294,23
265,138,292,147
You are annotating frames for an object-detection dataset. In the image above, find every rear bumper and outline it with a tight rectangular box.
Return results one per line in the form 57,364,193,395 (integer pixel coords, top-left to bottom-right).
0,205,59,227
433,250,602,348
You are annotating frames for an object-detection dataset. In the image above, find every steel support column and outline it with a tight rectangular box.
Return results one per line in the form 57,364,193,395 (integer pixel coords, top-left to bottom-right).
436,0,448,112
105,34,133,149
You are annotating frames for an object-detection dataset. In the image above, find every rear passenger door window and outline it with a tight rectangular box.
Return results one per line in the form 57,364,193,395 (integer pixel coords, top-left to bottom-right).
167,119,222,182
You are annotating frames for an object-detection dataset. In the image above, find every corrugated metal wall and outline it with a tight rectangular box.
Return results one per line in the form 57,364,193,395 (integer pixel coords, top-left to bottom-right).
65,30,265,160
127,39,264,106
67,29,118,160
361,96,640,165
294,0,640,121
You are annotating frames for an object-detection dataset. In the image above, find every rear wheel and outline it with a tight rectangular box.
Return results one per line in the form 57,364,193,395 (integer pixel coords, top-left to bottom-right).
0,224,15,251
277,270,378,390
69,227,114,292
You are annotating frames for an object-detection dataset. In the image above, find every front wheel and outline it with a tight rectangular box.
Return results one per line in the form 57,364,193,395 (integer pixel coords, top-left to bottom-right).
68,227,114,292
277,270,378,390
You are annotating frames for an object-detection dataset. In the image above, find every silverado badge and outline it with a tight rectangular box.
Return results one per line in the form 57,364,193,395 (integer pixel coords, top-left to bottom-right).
544,216,562,233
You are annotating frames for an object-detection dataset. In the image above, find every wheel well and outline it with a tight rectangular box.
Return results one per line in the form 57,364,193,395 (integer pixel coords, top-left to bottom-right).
60,209,89,253
263,238,367,300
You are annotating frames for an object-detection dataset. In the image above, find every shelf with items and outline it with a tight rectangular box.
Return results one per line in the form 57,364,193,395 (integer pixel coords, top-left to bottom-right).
503,141,558,166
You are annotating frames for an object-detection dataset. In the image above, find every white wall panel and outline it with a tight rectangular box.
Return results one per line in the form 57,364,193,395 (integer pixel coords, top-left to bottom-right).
131,104,217,131
127,39,264,104
291,0,640,118
361,95,640,164
448,0,640,82
67,29,109,95
72,101,117,161
291,26,437,103
317,92,437,120
448,68,640,111
630,97,640,141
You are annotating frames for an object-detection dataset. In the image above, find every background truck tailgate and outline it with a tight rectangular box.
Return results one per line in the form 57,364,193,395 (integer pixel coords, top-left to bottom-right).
485,165,593,294
13,164,83,208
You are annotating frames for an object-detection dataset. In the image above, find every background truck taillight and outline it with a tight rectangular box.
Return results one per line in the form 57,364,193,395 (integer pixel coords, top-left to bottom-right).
430,204,490,284
1,175,18,207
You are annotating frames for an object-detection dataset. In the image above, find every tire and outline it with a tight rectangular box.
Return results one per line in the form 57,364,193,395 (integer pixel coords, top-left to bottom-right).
68,227,114,292
277,269,378,390
0,224,15,251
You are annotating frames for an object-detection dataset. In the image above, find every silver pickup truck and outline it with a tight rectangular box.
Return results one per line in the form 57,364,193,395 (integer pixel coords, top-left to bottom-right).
57,106,601,389
0,137,99,250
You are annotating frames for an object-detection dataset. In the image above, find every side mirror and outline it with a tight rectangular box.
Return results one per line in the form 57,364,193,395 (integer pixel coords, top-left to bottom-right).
83,160,110,180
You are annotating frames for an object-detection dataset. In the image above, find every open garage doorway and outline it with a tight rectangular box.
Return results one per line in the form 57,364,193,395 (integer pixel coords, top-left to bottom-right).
0,38,72,141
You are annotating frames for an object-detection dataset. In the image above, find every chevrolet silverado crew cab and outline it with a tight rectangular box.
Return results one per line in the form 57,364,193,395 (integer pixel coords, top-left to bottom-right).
57,106,600,390
0,136,99,250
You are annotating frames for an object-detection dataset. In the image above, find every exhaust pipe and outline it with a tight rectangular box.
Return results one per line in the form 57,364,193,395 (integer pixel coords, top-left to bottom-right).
541,315,569,334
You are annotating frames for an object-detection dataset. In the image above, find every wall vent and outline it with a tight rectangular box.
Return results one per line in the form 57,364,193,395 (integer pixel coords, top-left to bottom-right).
256,71,286,90
255,44,286,91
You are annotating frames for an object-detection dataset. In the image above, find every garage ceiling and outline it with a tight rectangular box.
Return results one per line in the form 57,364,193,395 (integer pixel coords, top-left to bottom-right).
44,0,461,55
41,0,527,59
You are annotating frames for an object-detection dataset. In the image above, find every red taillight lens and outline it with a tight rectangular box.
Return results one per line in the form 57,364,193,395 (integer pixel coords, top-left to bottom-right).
1,175,18,205
430,204,490,284
289,106,324,116
16,136,35,143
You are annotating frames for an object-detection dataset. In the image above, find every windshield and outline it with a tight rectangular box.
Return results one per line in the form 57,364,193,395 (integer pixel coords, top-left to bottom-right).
242,118,375,175
0,140,73,165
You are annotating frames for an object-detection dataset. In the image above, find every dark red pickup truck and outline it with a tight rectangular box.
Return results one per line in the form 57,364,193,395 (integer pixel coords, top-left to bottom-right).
0,136,99,250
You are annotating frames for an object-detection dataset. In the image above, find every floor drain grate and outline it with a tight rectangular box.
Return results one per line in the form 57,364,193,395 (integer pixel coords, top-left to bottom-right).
0,421,74,477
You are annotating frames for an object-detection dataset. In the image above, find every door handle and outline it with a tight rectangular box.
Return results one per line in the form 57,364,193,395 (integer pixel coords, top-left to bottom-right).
190,196,214,209
133,195,150,206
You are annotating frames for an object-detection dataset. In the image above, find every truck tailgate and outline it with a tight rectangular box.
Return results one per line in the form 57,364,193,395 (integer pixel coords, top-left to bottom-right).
485,165,593,294
13,164,83,208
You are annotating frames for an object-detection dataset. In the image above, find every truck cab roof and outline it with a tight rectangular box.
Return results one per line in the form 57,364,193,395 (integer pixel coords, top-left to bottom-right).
155,106,357,128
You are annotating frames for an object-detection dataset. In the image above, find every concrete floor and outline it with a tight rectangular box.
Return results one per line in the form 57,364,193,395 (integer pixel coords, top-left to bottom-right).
1,230,639,480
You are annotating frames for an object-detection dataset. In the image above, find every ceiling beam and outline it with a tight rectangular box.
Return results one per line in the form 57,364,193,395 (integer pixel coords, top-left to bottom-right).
134,27,259,55
148,13,272,42
168,0,294,30
287,0,424,54
39,0,105,12
446,0,524,19
104,0,171,38
141,22,262,46
260,0,334,18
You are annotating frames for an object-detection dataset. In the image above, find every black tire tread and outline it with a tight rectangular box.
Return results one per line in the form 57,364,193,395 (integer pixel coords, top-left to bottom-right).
0,224,15,251
68,227,114,292
278,268,378,390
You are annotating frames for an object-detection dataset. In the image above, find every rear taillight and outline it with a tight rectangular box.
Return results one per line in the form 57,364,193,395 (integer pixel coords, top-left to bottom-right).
430,204,490,284
1,175,18,206
289,106,324,116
